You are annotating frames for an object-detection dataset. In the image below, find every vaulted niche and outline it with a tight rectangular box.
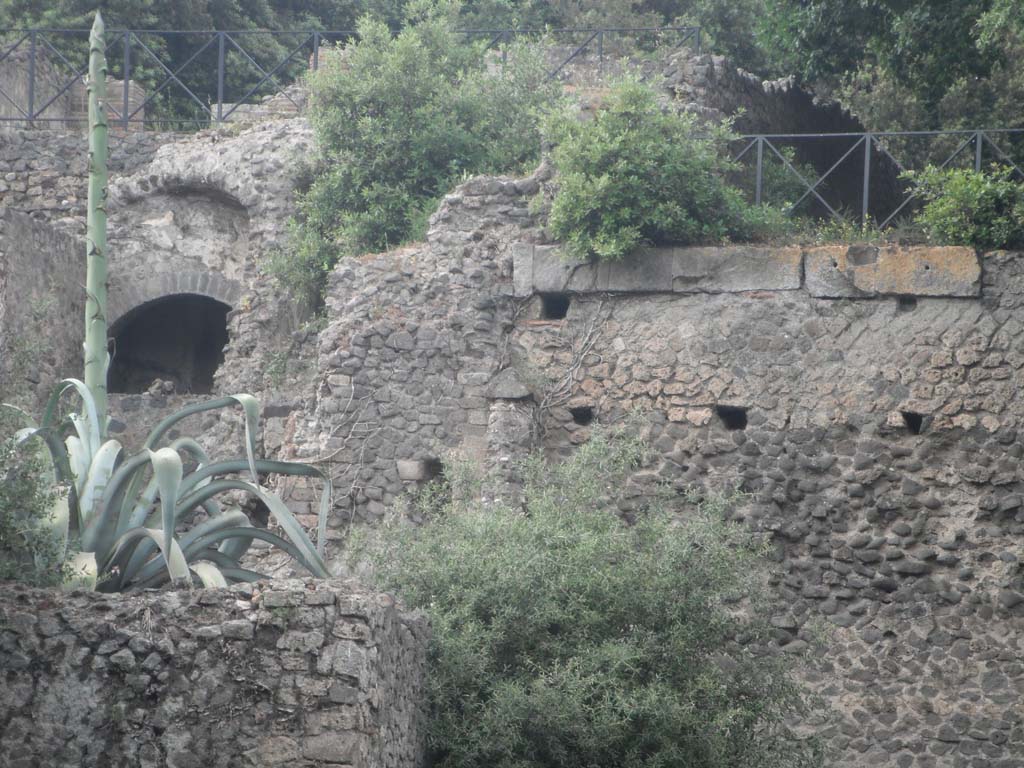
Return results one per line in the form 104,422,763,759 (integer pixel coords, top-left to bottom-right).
108,294,230,395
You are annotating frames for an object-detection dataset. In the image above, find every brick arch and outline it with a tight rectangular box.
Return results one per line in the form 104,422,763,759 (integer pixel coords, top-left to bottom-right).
108,269,243,330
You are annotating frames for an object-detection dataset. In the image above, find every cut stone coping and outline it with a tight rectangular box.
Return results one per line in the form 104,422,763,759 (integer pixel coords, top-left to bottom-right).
513,243,981,298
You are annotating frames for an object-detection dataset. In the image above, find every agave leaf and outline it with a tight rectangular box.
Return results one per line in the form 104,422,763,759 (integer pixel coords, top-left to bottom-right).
149,447,184,562
191,561,228,588
215,566,265,583
54,379,101,456
183,526,327,579
63,552,98,591
174,478,327,576
65,434,90,499
193,549,264,583
129,510,251,586
142,395,261,482
125,437,212,530
78,440,122,549
103,527,190,591
176,458,332,557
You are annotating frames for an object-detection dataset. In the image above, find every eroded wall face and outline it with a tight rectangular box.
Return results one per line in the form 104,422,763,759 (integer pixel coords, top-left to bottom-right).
0,579,428,768
0,207,84,404
513,260,1024,767
303,175,1024,767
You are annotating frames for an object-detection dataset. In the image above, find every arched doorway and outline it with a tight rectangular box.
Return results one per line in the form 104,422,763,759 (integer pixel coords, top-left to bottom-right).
108,294,230,395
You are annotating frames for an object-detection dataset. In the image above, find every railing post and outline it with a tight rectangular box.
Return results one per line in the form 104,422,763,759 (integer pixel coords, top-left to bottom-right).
122,31,131,130
755,136,764,205
598,30,604,76
695,27,701,55
312,31,320,70
216,31,225,123
975,130,983,172
27,30,36,123
862,134,872,227
502,30,509,69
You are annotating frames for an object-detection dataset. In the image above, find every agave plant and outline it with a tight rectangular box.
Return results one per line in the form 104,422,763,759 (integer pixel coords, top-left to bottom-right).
2,12,331,591
9,385,330,590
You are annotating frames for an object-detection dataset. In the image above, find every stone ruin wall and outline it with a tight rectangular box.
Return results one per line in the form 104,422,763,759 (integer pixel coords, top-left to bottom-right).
295,171,1024,767
0,579,428,768
0,206,84,404
2,50,1023,768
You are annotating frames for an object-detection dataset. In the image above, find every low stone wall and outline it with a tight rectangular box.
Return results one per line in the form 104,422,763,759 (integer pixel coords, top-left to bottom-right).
0,206,84,404
0,578,428,768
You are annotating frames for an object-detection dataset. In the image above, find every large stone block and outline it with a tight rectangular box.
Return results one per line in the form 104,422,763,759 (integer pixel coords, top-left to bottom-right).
519,243,803,295
805,244,980,297
670,245,802,293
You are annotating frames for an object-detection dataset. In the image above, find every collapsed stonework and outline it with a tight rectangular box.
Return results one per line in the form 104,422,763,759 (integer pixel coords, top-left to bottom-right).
0,579,428,768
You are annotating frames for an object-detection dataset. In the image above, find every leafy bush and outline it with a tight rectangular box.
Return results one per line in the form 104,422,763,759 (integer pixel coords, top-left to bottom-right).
276,1,561,305
362,427,820,768
904,166,1024,249
0,427,67,587
544,81,786,261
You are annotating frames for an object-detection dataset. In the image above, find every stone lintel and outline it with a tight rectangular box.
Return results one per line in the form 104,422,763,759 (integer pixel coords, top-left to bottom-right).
805,245,980,298
519,244,802,294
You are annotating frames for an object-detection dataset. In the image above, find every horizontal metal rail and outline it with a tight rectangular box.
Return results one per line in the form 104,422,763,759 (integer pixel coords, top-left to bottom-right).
733,130,1024,226
0,26,701,129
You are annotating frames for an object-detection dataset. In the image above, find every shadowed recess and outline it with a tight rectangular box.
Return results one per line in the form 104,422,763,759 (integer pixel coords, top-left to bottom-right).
108,294,230,395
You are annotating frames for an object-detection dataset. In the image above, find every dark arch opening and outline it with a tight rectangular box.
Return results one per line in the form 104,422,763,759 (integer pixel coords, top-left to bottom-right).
108,294,230,395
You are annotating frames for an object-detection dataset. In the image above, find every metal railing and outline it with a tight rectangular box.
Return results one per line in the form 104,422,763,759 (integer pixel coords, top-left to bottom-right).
0,26,701,130
0,29,353,128
462,26,700,78
732,129,1024,226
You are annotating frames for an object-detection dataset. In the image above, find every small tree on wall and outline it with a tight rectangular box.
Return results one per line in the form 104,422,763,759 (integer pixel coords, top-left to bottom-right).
1,12,334,591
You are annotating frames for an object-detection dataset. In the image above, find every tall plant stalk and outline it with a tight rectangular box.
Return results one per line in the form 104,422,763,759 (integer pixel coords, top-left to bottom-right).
84,12,109,440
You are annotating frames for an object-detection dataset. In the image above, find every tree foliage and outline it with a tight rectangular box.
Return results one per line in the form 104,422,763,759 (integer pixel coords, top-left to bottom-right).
906,166,1024,250
362,426,821,768
544,80,784,261
276,0,560,305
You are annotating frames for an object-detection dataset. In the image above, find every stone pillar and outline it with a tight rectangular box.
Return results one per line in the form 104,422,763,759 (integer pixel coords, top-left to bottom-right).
485,368,536,504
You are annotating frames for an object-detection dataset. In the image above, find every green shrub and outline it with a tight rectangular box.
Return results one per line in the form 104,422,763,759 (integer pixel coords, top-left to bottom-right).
276,0,561,304
904,165,1024,249
362,427,820,768
0,426,67,587
544,81,785,260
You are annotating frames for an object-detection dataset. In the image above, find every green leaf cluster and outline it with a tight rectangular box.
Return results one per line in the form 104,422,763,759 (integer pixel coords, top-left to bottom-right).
904,166,1024,250
275,1,561,306
0,422,67,587
544,80,784,261
6,384,331,591
363,427,821,768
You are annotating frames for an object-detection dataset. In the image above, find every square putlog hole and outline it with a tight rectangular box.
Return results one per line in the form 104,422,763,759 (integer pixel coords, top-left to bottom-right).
540,293,570,320
715,405,748,431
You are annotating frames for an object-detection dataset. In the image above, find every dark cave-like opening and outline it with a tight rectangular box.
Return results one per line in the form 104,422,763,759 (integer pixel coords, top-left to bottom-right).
108,294,230,395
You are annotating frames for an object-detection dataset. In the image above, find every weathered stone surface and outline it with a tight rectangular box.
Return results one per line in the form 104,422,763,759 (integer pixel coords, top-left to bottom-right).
669,245,802,293
519,244,802,295
0,579,428,768
805,244,980,297
488,368,533,400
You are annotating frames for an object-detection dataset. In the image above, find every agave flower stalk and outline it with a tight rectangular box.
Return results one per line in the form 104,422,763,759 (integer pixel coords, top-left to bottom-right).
84,12,109,439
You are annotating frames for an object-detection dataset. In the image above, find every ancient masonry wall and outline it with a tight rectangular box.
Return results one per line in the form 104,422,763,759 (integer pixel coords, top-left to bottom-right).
0,129,176,230
0,579,428,768
300,171,1024,767
0,207,84,403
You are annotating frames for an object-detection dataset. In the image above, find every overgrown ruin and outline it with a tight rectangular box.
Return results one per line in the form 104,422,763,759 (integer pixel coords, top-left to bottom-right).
1,45,1023,768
